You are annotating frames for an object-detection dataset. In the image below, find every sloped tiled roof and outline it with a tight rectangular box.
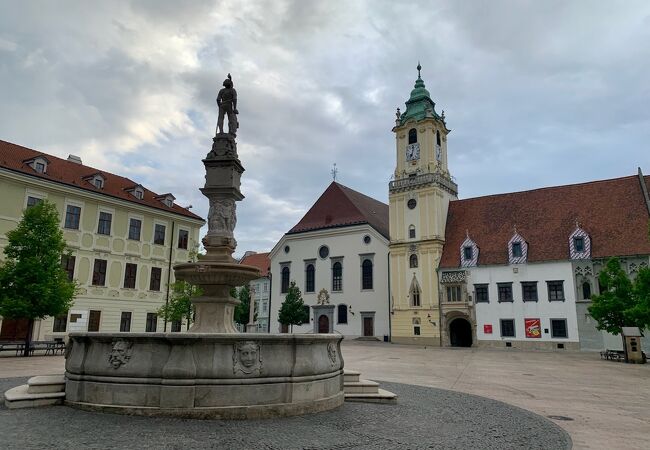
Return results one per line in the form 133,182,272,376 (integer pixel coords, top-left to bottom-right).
239,252,270,277
440,174,650,268
0,140,203,221
288,182,389,239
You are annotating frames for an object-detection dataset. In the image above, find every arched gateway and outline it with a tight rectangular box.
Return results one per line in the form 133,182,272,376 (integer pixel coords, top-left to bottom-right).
449,318,473,347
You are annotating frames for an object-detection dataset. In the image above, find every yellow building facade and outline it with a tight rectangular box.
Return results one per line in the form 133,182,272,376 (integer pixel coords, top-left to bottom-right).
389,65,458,345
0,141,204,341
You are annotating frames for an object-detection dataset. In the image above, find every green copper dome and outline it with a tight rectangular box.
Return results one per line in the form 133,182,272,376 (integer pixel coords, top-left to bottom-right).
399,63,441,125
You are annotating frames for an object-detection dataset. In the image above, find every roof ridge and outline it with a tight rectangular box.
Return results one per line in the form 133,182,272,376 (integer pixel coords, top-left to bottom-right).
455,174,639,203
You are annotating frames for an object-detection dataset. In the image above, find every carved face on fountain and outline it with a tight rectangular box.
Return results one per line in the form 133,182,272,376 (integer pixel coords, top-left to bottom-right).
108,340,133,369
233,341,261,374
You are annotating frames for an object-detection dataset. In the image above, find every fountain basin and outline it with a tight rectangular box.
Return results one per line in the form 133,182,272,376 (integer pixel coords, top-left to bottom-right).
64,332,344,419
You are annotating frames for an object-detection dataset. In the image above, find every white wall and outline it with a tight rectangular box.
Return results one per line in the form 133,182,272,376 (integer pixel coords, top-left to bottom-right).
269,225,390,338
469,261,579,342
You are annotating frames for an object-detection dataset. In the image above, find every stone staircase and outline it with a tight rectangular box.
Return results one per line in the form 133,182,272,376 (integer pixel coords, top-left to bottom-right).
343,369,397,404
4,375,65,409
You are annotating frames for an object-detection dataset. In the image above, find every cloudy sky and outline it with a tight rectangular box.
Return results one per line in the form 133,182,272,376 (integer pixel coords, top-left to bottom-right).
1,1,649,256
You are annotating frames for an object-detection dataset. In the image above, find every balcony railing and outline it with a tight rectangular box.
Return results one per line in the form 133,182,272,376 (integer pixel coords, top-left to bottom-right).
389,172,458,194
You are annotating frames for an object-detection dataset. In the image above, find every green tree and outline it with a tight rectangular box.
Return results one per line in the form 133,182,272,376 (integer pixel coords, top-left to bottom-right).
278,281,308,332
157,280,202,330
0,201,77,356
234,285,256,327
588,258,650,360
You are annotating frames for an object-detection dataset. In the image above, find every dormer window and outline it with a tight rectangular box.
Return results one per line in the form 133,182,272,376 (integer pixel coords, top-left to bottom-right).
126,184,145,200
164,198,172,207
508,231,528,264
93,177,103,189
25,156,49,174
155,193,176,208
574,237,584,252
569,226,591,260
84,173,106,189
460,234,479,267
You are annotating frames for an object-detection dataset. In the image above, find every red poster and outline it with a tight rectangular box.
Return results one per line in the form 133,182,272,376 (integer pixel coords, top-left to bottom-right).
525,318,541,338
483,324,492,334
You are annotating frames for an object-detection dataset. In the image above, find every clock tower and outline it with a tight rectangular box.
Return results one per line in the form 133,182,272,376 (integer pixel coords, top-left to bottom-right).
388,64,458,345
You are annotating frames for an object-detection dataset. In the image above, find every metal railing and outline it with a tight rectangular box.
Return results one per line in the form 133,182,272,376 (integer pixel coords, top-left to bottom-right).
389,172,458,194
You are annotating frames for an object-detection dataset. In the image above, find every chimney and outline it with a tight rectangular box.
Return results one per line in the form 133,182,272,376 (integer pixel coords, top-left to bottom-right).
67,154,82,164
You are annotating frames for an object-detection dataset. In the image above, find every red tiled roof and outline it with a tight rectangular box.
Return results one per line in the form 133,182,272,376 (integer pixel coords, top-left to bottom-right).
440,174,650,268
239,252,270,277
0,140,203,221
288,182,389,239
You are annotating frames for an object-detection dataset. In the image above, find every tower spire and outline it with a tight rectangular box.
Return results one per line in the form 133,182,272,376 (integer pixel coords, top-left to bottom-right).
417,61,422,79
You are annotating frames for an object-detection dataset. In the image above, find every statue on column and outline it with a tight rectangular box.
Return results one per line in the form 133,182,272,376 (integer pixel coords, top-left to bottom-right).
216,73,239,136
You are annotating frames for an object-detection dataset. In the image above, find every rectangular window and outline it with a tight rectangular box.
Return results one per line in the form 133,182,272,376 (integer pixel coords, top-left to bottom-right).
178,229,189,249
64,205,81,229
53,314,67,332
574,237,584,252
512,242,522,258
94,178,103,189
35,162,45,173
409,227,416,239
521,282,538,302
154,224,166,245
92,259,107,286
500,319,515,338
263,282,268,293
120,312,132,332
128,218,142,240
88,310,101,332
446,285,462,302
61,255,75,281
97,212,112,235
150,267,162,291
497,282,513,302
547,281,565,301
474,284,489,303
550,319,568,338
146,313,157,332
26,196,42,208
463,246,473,260
414,325,421,336
124,263,137,289
171,320,182,332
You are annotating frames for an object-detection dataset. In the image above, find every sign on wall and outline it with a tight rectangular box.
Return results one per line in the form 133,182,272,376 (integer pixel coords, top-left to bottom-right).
525,318,541,338
483,324,492,334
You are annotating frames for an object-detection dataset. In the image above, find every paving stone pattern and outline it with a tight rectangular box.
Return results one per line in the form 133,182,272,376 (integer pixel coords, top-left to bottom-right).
0,378,571,450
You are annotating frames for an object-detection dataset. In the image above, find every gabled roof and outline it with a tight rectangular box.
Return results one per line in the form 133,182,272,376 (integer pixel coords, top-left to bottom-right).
440,173,650,268
239,252,270,277
288,182,389,239
0,140,203,221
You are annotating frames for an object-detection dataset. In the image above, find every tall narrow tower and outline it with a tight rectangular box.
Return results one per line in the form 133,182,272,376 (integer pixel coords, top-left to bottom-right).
388,64,458,345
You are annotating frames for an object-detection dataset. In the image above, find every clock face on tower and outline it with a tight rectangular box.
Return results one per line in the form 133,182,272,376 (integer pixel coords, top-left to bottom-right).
406,143,420,161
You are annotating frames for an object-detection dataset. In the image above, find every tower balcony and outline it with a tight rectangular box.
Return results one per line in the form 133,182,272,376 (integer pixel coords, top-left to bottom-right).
389,172,458,195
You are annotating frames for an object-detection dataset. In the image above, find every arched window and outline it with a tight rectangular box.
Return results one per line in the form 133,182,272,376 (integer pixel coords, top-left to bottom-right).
436,130,441,146
410,285,421,307
408,128,417,144
305,264,315,293
582,281,592,300
332,261,343,291
337,304,348,324
413,318,421,336
281,266,290,293
362,259,373,290
409,254,418,268
409,225,416,239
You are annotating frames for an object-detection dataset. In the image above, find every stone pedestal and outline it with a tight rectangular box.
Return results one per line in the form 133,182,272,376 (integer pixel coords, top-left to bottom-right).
174,133,260,333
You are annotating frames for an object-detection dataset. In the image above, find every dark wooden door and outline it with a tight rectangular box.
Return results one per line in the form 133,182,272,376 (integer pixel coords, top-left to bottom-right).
363,317,374,336
318,315,329,333
88,310,101,332
280,324,289,333
0,319,29,340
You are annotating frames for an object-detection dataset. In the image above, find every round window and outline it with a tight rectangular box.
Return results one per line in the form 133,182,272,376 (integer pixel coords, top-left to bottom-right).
284,245,290,254
407,199,417,209
318,245,329,259
363,235,371,244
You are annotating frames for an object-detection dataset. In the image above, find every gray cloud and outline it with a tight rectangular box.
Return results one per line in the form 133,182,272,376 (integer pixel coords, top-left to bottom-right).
1,0,649,256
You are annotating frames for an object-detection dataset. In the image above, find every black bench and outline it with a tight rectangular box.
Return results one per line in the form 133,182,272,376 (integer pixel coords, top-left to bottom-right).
0,341,25,356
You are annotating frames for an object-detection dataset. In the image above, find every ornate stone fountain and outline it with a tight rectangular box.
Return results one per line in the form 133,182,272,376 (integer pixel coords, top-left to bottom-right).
64,75,345,419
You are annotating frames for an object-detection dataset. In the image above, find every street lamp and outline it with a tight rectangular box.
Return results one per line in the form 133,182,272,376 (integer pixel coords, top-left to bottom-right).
246,285,257,333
